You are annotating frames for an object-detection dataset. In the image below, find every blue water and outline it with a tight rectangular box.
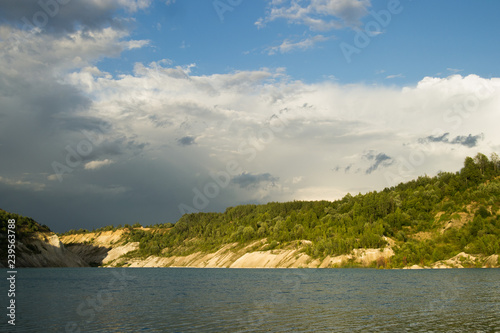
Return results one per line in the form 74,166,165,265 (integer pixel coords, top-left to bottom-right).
1,268,499,332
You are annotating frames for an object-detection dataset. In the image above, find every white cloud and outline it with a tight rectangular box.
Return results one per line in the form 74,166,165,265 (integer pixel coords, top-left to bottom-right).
118,0,152,12
1,0,499,230
68,63,500,205
0,26,149,76
258,0,371,31
386,73,405,79
267,35,330,54
0,176,45,191
84,159,115,170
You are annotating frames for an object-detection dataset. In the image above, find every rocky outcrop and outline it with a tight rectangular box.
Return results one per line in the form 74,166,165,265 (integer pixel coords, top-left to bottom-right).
319,247,395,268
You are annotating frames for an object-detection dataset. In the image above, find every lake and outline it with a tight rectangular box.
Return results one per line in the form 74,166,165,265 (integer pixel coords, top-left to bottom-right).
2,268,499,332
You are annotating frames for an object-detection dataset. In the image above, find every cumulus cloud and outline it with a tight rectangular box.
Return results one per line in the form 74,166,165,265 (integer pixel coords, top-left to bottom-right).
1,26,148,78
0,0,151,34
257,0,371,30
1,0,500,233
66,68,500,205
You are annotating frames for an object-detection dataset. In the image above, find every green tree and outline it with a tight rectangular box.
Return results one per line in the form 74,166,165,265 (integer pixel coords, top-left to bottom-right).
491,152,499,172
461,156,482,187
474,153,489,176
242,226,255,241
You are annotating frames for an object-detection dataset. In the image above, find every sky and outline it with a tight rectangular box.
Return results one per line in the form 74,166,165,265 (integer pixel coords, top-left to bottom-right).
0,0,499,232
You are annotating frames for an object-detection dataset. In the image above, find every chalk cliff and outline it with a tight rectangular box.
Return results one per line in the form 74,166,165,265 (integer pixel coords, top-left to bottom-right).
15,232,88,267
59,232,397,268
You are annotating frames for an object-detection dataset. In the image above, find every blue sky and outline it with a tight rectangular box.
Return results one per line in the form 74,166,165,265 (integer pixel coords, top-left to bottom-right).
0,0,499,232
102,0,500,84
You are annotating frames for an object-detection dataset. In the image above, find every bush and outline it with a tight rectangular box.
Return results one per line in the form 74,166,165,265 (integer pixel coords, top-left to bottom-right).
242,226,255,241
476,206,491,218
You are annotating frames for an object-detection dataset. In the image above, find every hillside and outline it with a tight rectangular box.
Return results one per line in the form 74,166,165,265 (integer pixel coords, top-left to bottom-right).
2,153,500,268
60,153,500,269
0,210,87,267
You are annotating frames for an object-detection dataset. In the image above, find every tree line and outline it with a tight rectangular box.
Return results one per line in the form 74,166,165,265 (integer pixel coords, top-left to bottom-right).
4,153,500,267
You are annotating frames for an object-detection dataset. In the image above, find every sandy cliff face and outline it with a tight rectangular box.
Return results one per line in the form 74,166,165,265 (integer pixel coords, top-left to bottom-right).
61,230,127,246
60,230,138,266
16,232,88,267
57,231,498,269
59,232,396,268
112,239,395,269
121,247,394,268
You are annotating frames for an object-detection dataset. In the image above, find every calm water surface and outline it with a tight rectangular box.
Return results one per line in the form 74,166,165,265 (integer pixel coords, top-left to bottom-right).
2,268,499,332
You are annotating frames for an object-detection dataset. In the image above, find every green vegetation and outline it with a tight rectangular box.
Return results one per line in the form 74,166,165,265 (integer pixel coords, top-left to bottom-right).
0,210,51,237
120,153,500,267
2,153,500,268
61,222,173,236
0,209,52,261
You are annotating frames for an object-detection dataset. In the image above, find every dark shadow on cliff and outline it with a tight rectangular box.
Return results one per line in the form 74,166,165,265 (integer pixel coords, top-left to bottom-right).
64,243,111,267
1,237,92,268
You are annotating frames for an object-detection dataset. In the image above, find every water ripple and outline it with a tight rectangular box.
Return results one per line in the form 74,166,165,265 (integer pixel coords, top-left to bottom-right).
4,268,499,332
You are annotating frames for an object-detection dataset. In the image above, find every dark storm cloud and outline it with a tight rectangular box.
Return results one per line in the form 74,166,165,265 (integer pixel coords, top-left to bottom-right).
0,0,128,34
232,172,279,189
420,132,450,144
0,75,94,178
364,151,393,174
54,116,110,132
0,74,92,120
450,134,483,148
419,133,483,148
0,158,202,232
177,136,196,146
